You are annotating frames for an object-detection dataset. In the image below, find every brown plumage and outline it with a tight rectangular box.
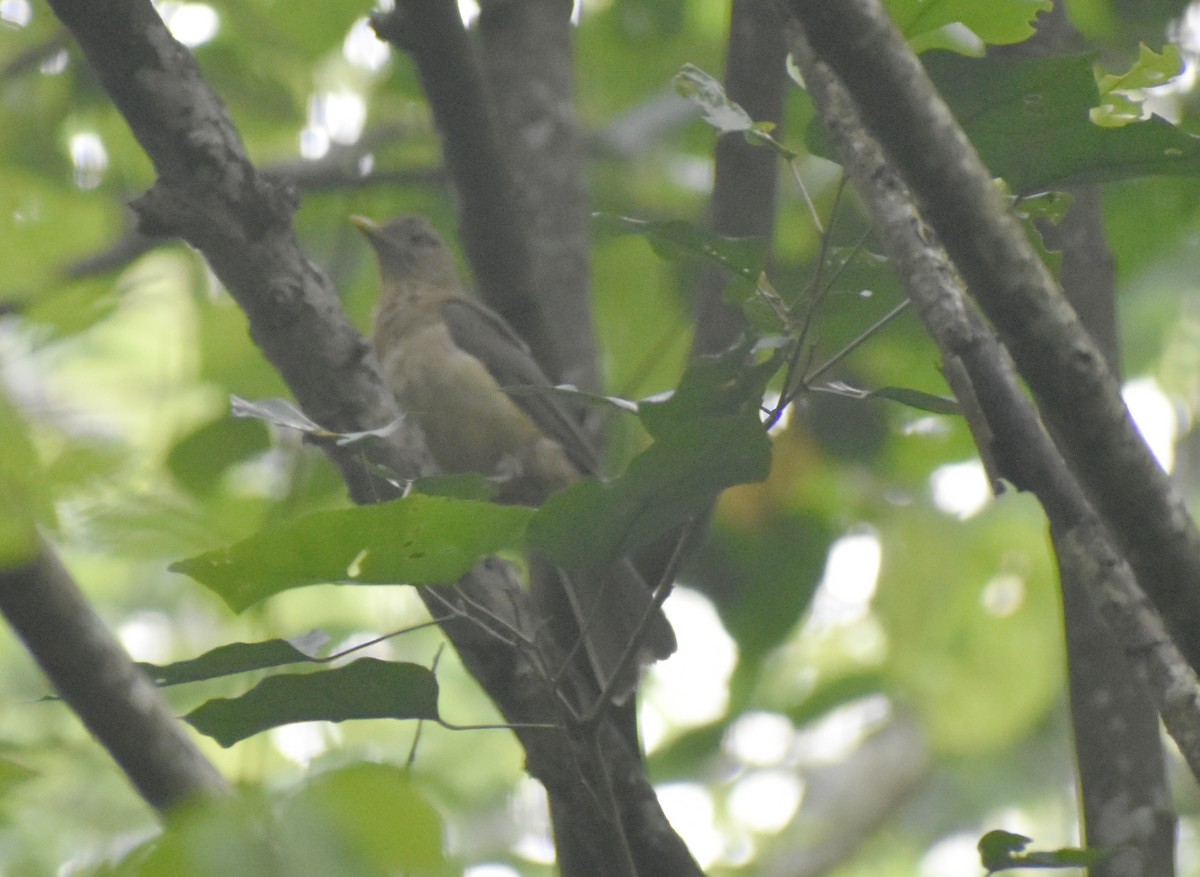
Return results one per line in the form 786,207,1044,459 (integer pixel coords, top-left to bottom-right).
353,214,675,701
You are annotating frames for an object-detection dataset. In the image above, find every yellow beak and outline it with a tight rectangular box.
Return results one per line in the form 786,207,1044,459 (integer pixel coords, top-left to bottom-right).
348,214,380,238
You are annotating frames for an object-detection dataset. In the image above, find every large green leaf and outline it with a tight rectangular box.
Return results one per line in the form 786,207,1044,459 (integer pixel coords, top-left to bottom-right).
926,51,1200,192
185,659,439,747
806,51,1200,193
171,496,533,611
593,213,768,288
529,341,777,569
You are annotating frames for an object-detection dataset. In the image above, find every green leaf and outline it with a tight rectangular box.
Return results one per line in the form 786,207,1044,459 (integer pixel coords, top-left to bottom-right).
1014,190,1074,224
593,213,768,285
978,830,1110,873
281,764,445,874
888,0,1053,55
639,335,781,431
167,415,271,496
530,415,770,568
0,390,49,566
924,51,1200,192
170,496,533,611
1092,43,1183,127
867,386,961,415
807,51,1200,192
140,634,327,685
117,790,283,877
1097,42,1182,93
410,472,501,501
717,511,836,666
184,659,439,747
529,341,777,569
114,774,444,876
979,830,1033,871
672,65,799,158
818,380,956,413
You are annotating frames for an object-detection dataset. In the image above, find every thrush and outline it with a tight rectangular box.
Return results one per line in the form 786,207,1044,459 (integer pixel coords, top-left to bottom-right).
353,214,676,702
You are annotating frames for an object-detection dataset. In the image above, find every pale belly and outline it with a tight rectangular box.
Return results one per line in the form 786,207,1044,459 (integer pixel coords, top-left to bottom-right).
379,324,575,498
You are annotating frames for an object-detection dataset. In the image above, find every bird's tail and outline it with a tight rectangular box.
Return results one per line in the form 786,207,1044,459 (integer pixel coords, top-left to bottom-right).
558,560,677,705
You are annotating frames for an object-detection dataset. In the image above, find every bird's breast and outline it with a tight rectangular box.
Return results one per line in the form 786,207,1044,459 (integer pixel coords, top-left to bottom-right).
376,322,575,500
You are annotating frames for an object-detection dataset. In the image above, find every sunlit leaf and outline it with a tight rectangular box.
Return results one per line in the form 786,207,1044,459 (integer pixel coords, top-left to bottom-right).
170,496,533,611
888,0,1053,55
1092,43,1183,127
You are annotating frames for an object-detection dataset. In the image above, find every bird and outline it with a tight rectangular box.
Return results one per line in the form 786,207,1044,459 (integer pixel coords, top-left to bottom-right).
351,213,676,703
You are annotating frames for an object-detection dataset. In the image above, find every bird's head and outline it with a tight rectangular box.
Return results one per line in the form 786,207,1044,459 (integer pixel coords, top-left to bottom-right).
350,214,460,289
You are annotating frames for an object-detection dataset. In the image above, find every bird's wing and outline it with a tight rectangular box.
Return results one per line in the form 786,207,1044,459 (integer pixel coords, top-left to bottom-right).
440,298,602,476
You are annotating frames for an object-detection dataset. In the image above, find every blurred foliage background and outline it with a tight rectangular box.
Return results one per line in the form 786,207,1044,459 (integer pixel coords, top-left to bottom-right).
3,0,1200,874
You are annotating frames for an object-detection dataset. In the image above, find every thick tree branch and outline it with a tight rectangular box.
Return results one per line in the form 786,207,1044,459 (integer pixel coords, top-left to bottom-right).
65,128,442,280
787,0,1200,674
44,2,699,873
785,20,1200,815
369,4,699,872
477,0,597,392
0,541,229,811
990,10,1171,875
693,0,786,358
45,0,427,506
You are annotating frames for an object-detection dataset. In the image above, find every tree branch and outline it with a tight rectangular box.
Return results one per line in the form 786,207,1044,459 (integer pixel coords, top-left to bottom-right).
784,18,1200,812
0,541,229,811
43,2,699,873
476,0,598,392
693,0,787,358
786,0,1200,674
988,10,1172,874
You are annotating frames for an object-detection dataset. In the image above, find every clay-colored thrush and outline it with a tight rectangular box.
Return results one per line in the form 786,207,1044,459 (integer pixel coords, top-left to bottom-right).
352,214,676,701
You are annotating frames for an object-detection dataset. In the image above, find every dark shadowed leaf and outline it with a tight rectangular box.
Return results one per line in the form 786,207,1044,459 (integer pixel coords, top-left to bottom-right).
139,632,328,686
529,341,777,569
869,386,961,414
927,51,1200,192
593,213,767,285
807,51,1200,193
185,659,439,747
